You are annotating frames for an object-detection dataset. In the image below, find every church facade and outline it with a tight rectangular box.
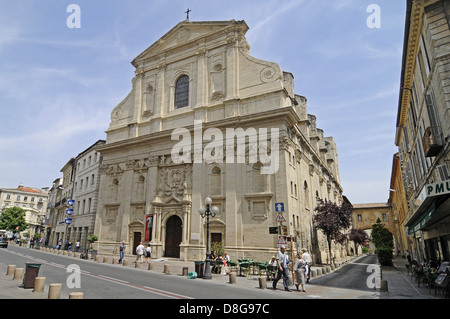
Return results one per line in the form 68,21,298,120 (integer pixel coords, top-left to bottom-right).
93,20,345,263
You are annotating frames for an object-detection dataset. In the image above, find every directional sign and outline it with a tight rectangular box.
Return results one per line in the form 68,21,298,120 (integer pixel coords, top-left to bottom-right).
276,212,286,222
65,218,72,225
66,208,73,215
68,199,75,206
275,202,284,212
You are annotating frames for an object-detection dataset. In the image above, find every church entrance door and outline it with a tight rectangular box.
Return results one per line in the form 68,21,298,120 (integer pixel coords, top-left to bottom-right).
133,232,141,255
164,215,182,258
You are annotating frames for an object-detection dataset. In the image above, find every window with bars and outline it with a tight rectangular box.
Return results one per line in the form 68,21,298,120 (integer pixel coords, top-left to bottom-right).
174,75,189,108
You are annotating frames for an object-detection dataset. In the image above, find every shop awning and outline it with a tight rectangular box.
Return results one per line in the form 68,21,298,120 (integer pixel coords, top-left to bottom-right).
407,200,436,235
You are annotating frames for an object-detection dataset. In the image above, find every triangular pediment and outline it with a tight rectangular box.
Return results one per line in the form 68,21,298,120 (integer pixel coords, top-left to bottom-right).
132,20,248,66
164,196,181,205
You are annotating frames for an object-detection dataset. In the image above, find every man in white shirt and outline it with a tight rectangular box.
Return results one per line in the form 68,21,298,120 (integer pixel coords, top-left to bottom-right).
136,242,145,263
301,248,313,283
273,245,291,291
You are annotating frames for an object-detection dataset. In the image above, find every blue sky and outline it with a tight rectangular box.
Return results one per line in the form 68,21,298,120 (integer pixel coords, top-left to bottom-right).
0,0,405,204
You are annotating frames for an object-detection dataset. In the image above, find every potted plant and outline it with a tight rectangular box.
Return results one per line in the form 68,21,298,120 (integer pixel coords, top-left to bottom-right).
87,234,98,259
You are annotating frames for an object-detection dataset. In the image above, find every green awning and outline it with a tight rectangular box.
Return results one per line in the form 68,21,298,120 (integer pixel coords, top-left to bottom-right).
407,201,435,235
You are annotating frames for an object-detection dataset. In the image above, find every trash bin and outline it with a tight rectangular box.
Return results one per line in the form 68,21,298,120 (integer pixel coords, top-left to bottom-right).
23,263,41,289
194,261,205,278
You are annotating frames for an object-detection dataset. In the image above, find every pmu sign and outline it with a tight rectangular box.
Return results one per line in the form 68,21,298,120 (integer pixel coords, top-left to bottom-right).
426,180,450,197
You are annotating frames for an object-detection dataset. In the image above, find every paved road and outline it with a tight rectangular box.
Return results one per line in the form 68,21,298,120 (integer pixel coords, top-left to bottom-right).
1,244,301,299
309,254,379,291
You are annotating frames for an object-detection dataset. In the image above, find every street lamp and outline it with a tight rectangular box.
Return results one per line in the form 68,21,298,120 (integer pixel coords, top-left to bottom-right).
198,197,219,280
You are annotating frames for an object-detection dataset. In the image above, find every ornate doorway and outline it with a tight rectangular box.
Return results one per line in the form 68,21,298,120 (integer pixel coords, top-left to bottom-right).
164,215,182,258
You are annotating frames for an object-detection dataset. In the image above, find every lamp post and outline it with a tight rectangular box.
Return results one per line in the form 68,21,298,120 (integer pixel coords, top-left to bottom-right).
198,197,219,280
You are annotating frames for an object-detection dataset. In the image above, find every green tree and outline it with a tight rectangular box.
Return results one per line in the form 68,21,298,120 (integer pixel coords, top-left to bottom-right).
0,207,29,232
371,218,394,266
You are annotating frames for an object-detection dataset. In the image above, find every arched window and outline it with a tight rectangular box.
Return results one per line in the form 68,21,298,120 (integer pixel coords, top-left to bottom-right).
174,75,189,108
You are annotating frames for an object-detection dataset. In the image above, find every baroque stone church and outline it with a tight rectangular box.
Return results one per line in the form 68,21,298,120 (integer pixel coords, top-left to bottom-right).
94,19,345,263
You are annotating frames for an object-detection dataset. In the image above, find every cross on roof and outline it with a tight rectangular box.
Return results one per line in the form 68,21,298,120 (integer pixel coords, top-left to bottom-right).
185,8,191,20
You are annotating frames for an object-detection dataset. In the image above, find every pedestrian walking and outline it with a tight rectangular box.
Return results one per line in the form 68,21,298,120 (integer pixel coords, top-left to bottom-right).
406,250,412,264
294,252,307,292
75,241,80,252
136,241,145,263
272,245,291,292
119,241,126,264
301,248,312,283
146,244,152,263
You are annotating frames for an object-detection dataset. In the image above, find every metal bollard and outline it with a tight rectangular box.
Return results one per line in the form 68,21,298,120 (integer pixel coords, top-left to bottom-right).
135,261,140,268
48,283,62,299
148,262,153,270
182,267,189,276
33,277,46,292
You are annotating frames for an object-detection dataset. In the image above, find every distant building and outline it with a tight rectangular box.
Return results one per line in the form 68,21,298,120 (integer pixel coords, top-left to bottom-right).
71,139,105,250
0,185,49,238
352,202,395,254
45,140,105,250
43,178,63,246
388,153,409,256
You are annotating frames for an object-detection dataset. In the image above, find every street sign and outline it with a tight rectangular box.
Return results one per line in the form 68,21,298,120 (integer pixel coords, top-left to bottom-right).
275,202,284,212
277,236,287,246
68,199,75,206
66,208,73,215
65,218,72,225
276,212,286,222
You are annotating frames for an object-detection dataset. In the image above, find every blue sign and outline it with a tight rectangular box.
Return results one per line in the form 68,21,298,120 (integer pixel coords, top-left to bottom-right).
66,208,73,215
68,199,75,206
275,202,284,212
65,218,72,225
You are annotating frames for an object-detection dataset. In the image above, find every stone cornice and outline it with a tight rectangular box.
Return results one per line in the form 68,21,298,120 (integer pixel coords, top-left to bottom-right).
396,0,439,145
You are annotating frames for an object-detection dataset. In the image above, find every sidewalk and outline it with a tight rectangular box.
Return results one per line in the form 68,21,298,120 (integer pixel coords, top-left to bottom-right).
379,256,440,299
0,266,48,299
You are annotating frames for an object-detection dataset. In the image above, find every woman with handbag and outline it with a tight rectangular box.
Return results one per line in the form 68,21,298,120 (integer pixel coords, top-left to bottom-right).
294,252,307,292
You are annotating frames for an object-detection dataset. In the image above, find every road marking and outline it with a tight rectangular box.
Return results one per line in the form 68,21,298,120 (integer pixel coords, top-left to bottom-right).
97,275,129,284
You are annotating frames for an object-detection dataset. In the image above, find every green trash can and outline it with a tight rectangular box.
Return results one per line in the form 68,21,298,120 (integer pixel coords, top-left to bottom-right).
194,261,204,278
23,263,41,289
